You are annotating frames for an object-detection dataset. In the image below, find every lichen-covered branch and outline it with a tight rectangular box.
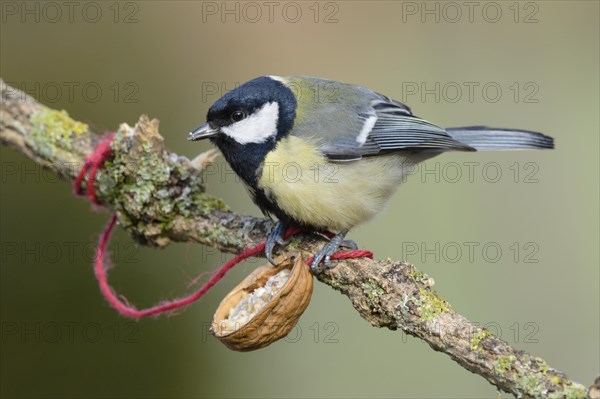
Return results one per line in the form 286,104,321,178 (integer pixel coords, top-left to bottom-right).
0,79,590,399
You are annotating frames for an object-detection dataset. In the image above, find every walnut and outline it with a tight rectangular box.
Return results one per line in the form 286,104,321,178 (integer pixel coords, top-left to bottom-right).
212,253,313,351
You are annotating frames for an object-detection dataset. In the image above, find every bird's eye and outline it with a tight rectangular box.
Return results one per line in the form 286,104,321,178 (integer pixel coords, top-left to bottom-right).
231,110,246,122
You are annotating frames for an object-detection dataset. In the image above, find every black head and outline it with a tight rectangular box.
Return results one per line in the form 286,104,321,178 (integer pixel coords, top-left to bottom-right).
188,76,297,186
188,76,296,146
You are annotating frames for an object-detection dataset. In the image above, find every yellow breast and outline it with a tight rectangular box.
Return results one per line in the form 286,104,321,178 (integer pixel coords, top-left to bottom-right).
257,136,409,231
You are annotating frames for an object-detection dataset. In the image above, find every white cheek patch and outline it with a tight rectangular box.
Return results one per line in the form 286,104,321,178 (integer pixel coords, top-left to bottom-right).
221,102,280,144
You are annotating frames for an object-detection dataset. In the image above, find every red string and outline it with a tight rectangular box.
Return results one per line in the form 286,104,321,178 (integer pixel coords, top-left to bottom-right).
75,134,373,319
74,133,115,205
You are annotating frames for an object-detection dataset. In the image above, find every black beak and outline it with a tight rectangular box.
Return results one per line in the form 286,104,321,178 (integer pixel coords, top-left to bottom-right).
188,123,218,141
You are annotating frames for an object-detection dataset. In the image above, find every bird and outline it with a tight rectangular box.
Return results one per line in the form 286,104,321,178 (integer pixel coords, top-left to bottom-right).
188,76,554,273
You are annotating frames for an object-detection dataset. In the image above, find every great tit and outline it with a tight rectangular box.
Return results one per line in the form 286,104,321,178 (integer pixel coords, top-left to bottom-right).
188,76,554,273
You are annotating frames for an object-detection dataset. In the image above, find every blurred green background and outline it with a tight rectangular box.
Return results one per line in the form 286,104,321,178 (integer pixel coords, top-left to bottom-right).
1,1,598,398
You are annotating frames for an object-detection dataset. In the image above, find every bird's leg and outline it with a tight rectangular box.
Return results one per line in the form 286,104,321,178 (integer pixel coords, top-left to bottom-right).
265,221,289,266
311,229,351,274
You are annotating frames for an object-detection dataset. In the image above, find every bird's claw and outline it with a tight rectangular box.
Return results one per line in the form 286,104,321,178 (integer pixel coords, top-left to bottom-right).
265,222,288,266
340,239,358,250
310,229,351,274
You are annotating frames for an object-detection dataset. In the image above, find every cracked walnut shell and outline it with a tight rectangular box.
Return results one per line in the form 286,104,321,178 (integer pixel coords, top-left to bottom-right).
211,253,313,351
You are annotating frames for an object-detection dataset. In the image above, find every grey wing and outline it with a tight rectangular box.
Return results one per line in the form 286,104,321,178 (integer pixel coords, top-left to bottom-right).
320,95,474,161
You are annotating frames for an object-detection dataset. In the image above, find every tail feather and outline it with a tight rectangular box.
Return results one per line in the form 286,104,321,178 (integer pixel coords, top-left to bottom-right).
446,126,554,150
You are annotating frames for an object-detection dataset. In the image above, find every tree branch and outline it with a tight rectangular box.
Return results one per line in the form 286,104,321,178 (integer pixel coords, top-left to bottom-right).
0,79,590,399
